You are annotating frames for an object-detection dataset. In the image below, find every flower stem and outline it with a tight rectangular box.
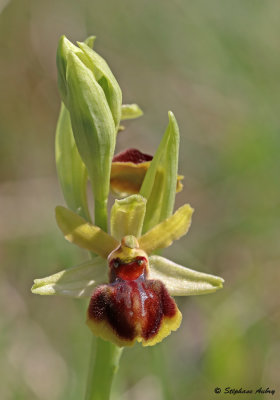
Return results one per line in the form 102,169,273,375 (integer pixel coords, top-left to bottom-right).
85,338,123,400
151,345,173,400
94,198,108,232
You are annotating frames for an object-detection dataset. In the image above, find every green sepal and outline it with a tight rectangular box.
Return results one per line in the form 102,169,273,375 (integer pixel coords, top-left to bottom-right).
110,195,147,241
66,51,116,216
55,103,90,220
77,41,122,129
31,257,107,297
149,256,224,296
138,204,193,254
140,111,180,232
121,104,143,120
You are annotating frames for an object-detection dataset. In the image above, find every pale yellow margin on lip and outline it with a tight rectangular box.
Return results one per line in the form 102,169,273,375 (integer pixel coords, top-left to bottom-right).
140,307,182,347
86,303,182,348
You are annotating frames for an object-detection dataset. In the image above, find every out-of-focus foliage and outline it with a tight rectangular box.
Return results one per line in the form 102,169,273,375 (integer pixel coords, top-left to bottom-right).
0,0,279,399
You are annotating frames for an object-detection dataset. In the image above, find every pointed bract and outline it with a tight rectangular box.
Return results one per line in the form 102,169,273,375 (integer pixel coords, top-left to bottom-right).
55,103,90,220
140,111,180,232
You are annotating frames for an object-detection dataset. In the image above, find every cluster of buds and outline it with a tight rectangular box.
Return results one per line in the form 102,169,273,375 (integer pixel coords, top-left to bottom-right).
32,36,224,347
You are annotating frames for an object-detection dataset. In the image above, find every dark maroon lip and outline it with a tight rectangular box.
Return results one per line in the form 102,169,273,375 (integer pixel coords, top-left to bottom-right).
88,279,177,343
112,148,153,164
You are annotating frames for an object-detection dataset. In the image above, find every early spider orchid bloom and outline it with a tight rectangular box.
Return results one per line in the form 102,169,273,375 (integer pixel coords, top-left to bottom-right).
32,195,224,347
111,148,183,197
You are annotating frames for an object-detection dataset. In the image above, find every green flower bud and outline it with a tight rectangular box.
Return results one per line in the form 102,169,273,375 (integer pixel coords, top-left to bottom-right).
56,35,121,229
57,36,122,129
66,53,115,227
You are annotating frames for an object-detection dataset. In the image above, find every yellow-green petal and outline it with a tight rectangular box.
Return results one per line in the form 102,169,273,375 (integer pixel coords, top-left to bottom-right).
110,195,147,241
31,257,107,297
149,256,224,296
121,104,143,120
138,204,194,254
55,206,119,258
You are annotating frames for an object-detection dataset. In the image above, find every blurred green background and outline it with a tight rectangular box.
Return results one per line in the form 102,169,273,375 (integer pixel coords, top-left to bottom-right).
0,0,279,399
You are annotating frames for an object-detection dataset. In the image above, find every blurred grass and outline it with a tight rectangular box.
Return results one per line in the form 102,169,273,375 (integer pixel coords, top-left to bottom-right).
0,0,280,399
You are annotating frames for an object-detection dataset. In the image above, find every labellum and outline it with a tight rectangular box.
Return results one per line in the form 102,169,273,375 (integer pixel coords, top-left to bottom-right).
87,236,182,347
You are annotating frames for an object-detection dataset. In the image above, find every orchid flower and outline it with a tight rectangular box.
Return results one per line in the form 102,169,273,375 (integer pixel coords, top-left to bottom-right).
111,148,183,197
32,195,224,347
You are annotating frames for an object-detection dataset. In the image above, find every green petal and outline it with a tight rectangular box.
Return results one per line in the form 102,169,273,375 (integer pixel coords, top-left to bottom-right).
140,111,180,232
55,206,119,258
149,256,224,296
138,204,194,254
31,257,107,297
110,195,147,241
66,51,116,213
77,41,122,128
121,104,143,120
55,103,90,220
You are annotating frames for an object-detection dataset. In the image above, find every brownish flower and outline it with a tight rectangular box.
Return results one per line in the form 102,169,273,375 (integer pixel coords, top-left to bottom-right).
111,148,183,196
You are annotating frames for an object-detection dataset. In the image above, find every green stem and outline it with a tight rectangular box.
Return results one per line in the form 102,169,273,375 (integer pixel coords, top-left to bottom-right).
94,198,108,232
151,345,173,400
85,338,123,400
